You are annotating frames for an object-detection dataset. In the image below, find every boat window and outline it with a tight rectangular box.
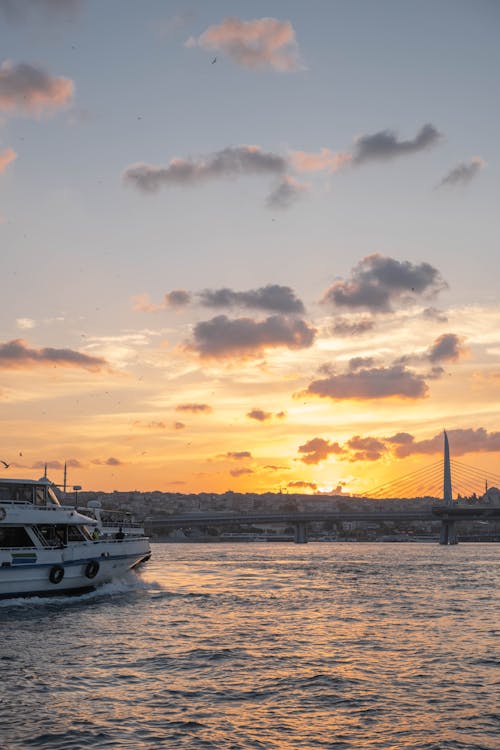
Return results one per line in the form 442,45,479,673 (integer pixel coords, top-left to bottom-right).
0,484,34,503
35,525,67,547
35,488,45,506
0,526,36,548
67,525,86,541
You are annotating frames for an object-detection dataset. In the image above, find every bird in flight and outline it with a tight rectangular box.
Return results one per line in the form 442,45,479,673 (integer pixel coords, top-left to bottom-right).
1,460,10,468
211,57,217,64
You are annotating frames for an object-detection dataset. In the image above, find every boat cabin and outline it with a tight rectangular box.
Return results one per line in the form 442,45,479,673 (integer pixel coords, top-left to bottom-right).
0,478,61,507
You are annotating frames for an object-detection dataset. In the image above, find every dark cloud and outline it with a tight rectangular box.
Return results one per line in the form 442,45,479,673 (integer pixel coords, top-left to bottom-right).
346,435,387,461
225,451,252,460
186,17,301,72
298,437,344,464
389,428,500,459
123,145,287,193
174,421,185,430
0,0,82,23
247,409,272,422
287,480,317,490
175,403,212,414
422,307,448,323
266,175,307,209
332,317,375,336
305,364,428,401
349,356,376,371
187,314,316,358
230,467,254,477
0,339,107,371
166,290,191,308
91,457,124,466
199,284,305,314
438,157,485,188
322,254,447,312
352,123,442,165
0,60,73,116
32,458,83,470
427,333,465,363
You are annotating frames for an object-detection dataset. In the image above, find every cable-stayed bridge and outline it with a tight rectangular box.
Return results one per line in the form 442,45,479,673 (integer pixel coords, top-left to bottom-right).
146,433,500,545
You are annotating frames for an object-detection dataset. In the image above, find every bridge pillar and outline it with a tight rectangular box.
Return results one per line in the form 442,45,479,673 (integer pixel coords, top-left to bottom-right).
439,519,458,545
294,521,308,544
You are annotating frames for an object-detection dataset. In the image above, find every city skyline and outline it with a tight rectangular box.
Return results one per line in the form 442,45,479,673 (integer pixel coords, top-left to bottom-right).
0,1,499,494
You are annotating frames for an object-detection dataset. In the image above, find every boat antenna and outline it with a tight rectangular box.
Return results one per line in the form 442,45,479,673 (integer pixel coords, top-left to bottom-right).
63,461,67,493
44,462,47,479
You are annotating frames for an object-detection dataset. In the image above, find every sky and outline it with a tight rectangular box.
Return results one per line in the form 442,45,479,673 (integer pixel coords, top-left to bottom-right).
0,0,499,496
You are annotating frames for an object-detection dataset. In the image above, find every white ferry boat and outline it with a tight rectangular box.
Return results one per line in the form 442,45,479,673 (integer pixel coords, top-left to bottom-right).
0,476,150,599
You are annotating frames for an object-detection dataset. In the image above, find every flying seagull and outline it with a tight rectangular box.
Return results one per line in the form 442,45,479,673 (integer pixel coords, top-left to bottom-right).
1,460,10,468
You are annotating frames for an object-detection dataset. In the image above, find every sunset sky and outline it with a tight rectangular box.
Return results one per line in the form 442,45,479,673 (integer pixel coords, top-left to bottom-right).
0,0,499,495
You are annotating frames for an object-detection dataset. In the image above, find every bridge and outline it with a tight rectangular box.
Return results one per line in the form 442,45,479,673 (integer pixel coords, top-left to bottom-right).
145,433,500,545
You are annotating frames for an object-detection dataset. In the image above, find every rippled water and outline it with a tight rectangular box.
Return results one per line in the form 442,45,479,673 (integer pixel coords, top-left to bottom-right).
1,542,499,749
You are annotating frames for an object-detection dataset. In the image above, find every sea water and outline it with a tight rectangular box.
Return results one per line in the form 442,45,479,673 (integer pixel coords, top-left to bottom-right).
0,542,498,749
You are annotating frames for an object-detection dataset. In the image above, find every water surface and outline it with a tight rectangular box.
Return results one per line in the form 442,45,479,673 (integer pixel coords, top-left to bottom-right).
1,543,498,749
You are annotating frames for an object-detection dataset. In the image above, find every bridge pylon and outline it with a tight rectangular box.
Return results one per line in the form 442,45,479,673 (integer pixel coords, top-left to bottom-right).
440,430,458,544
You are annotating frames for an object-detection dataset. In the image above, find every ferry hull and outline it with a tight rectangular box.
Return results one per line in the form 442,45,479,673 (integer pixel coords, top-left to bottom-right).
0,538,150,599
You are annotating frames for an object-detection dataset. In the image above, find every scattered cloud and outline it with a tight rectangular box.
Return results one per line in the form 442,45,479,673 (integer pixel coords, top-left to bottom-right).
331,316,375,336
230,467,254,477
0,339,107,371
123,145,286,193
346,435,387,461
298,437,344,464
16,317,36,329
173,421,185,430
225,451,252,460
31,458,83,470
175,403,212,414
0,60,74,117
187,314,316,358
267,175,308,210
304,363,428,401
288,480,317,490
199,284,305,314
422,307,448,323
133,290,191,312
247,408,286,422
0,147,16,174
290,148,351,173
322,254,447,312
438,157,485,188
92,457,124,466
186,17,302,72
427,333,466,363
352,123,442,165
0,0,82,23
388,428,500,458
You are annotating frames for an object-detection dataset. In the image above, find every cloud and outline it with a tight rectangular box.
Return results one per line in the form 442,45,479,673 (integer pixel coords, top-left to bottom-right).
298,437,344,464
92,457,124,466
0,0,82,23
0,339,107,371
388,428,500,459
187,314,316,358
349,356,376,371
346,435,387,461
230,467,254,477
132,290,191,312
199,284,304,314
31,458,83,470
288,480,317,491
123,145,287,193
16,317,36,329
438,157,485,188
247,408,286,422
173,421,185,430
266,175,308,209
305,364,428,401
331,316,375,336
422,307,448,323
352,123,442,165
175,403,212,414
0,147,16,174
0,60,74,116
427,333,466,363
290,148,352,173
186,17,302,72
322,253,447,312
225,451,252,460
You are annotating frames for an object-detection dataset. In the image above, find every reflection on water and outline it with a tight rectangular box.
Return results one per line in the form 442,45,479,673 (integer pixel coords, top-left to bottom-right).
1,543,498,749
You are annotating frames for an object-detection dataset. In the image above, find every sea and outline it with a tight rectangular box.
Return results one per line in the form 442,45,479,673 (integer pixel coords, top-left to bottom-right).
0,542,498,750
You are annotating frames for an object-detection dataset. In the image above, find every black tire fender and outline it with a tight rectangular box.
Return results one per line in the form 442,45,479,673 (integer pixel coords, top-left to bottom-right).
84,560,100,579
49,565,64,584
